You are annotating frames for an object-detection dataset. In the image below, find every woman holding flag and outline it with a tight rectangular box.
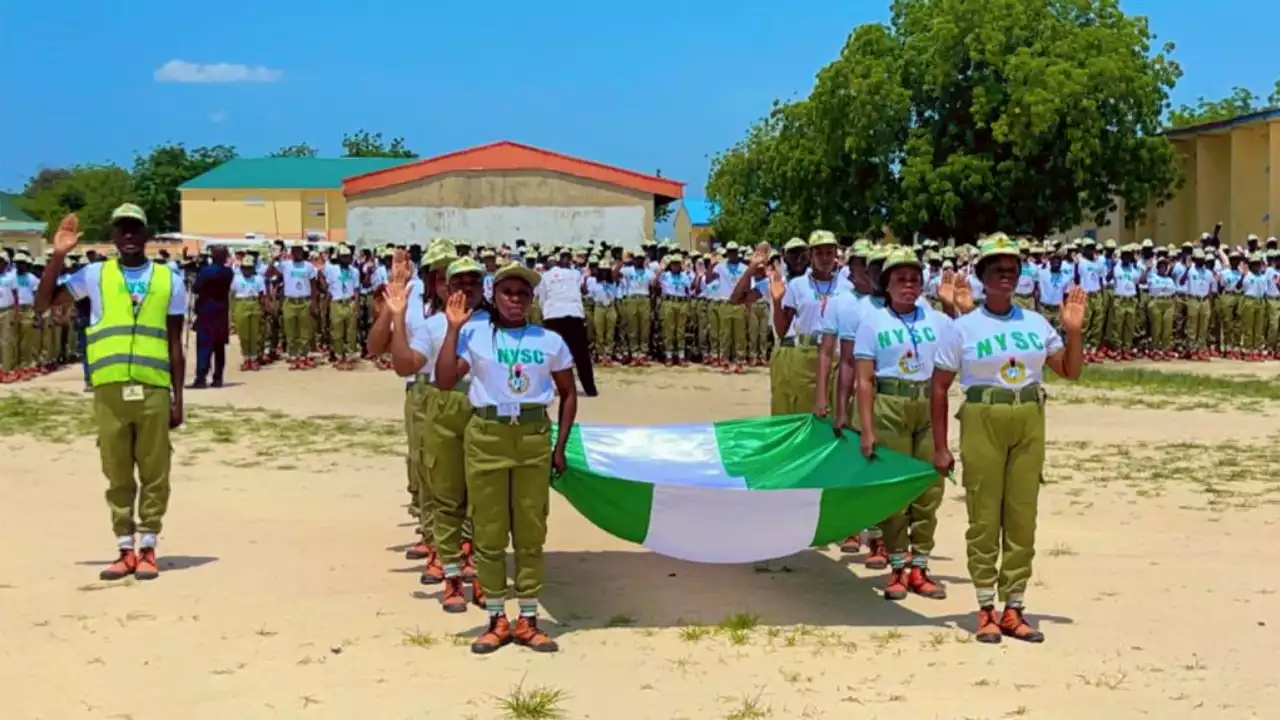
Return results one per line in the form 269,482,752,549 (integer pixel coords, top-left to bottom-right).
931,233,1086,644
842,246,951,601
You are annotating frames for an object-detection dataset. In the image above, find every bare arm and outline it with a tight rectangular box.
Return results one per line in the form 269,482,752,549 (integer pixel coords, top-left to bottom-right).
552,369,578,457
389,306,427,377
855,359,876,439
929,369,956,456
433,323,471,391
814,334,835,416
833,339,857,429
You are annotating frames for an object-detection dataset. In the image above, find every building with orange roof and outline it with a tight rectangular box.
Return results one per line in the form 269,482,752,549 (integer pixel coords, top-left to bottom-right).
341,141,683,249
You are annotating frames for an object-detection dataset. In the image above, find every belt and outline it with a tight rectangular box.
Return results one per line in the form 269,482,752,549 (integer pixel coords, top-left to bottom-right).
473,404,548,424
662,296,690,301
964,384,1043,406
778,333,823,348
876,377,930,399
1040,303,1060,309
330,297,355,303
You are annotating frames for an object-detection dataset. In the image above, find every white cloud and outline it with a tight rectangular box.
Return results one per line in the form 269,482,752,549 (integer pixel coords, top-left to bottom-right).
209,110,229,123
154,60,283,84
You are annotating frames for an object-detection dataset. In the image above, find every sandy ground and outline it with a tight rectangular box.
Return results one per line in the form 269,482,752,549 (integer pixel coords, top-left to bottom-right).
2,346,1279,720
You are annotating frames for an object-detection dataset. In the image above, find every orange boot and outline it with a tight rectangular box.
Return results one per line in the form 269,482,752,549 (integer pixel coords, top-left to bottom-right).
99,548,138,581
882,567,908,600
460,540,477,581
470,615,513,655
135,547,160,581
513,616,560,653
907,566,947,599
441,577,469,614
405,540,429,560
975,606,1002,644
837,535,860,554
419,548,444,585
998,606,1045,643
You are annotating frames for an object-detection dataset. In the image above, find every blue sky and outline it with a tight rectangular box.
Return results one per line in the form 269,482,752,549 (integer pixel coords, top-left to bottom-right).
1,0,1277,196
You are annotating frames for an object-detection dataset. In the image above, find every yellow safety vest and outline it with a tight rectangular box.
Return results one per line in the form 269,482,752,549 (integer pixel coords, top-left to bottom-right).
86,260,173,388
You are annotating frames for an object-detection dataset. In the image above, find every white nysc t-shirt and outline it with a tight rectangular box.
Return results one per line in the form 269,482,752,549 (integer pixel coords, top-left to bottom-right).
933,306,1063,390
781,274,852,339
275,260,317,299
411,310,490,383
458,324,574,411
64,262,188,324
853,305,952,382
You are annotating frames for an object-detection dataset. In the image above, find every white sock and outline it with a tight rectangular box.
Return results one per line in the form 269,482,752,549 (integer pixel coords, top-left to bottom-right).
139,533,158,549
116,535,135,550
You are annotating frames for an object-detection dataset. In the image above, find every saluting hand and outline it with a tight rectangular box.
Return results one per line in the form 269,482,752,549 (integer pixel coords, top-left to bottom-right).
1060,285,1087,333
389,250,413,288
384,277,408,315
444,290,472,328
748,241,770,270
937,269,955,305
53,214,83,254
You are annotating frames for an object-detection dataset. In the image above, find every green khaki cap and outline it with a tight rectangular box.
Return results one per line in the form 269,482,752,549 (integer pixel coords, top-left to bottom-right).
783,237,808,251
111,203,148,226
494,261,541,289
725,241,741,252
446,257,483,279
881,247,921,273
978,233,1021,260
808,230,838,248
868,246,891,263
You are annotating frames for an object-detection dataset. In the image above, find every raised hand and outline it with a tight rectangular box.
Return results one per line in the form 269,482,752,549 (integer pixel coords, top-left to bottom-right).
748,241,771,270
52,214,83,254
444,290,472,328
951,271,975,314
1060,285,1087,333
384,276,408,315
389,249,413,288
937,269,955,305
767,265,786,303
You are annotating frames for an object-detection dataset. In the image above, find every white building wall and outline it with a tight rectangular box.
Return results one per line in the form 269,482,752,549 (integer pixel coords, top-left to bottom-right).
347,205,647,248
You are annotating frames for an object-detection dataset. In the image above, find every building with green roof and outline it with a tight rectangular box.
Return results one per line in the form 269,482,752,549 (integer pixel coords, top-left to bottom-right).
179,157,415,241
0,192,48,253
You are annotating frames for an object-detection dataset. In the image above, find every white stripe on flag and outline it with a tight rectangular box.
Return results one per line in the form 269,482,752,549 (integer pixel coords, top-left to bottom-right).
644,485,822,563
579,424,743,489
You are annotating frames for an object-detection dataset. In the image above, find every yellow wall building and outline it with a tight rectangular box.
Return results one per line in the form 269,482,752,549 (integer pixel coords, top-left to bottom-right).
1079,109,1280,246
179,157,414,241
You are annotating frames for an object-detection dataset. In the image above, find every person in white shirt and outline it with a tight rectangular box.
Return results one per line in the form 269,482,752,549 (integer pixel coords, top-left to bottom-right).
267,242,320,369
1143,255,1179,359
658,254,694,364
1179,248,1217,360
230,254,266,370
931,233,1085,645
586,260,621,365
844,246,953,602
1073,240,1107,361
0,253,17,382
614,252,656,366
1103,244,1142,360
321,246,362,369
387,254,486,612
716,242,752,370
9,252,42,379
435,261,578,656
538,249,596,396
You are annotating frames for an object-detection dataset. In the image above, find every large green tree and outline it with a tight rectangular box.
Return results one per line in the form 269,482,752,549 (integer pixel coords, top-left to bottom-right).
20,165,136,243
708,0,1183,243
131,143,237,234
341,130,417,158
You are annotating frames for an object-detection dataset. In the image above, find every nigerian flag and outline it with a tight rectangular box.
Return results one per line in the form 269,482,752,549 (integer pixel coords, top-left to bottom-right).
552,415,937,564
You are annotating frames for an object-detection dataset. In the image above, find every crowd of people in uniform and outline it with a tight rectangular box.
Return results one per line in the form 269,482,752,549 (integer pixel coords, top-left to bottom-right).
15,204,1280,654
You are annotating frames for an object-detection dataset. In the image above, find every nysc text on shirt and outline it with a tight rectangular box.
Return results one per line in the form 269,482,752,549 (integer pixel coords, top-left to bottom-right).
933,306,1064,390
853,305,952,382
458,323,574,409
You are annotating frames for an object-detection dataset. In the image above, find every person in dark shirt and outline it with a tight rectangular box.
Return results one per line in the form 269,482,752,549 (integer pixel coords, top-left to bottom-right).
192,245,233,388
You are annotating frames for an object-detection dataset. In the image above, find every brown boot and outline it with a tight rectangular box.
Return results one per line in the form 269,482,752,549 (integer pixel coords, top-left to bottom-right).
135,548,160,581
998,606,1045,643
99,548,137,581
907,566,946,599
460,540,477,581
441,577,468,614
864,537,888,570
470,615,513,655
882,568,908,601
419,549,444,585
513,616,559,653
975,606,1002,644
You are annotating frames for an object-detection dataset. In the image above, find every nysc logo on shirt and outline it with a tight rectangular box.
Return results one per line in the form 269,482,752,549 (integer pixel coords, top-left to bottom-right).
876,327,937,350
975,332,1044,359
497,348,547,366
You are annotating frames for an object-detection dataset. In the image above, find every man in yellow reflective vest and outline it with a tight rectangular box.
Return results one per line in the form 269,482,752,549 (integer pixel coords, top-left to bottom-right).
35,205,187,582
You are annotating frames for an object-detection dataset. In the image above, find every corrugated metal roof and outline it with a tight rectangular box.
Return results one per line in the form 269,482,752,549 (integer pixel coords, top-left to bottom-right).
1163,107,1280,139
0,192,37,223
683,198,718,226
180,157,417,190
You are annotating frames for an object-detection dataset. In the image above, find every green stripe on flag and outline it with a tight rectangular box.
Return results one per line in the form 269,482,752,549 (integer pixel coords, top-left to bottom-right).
552,424,653,544
810,476,936,547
